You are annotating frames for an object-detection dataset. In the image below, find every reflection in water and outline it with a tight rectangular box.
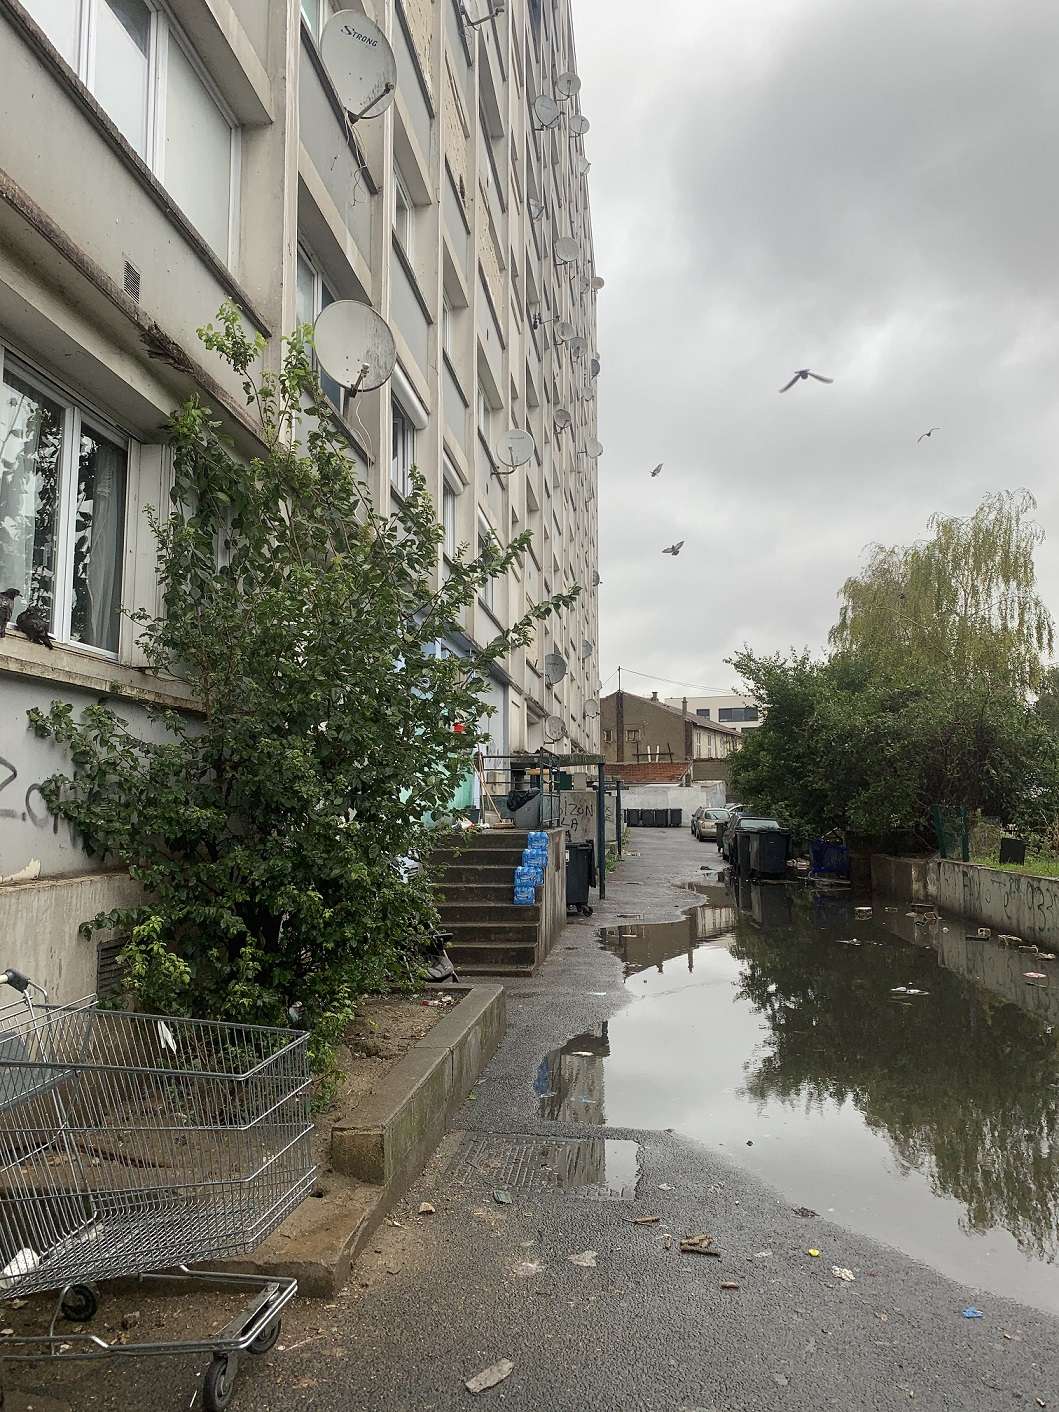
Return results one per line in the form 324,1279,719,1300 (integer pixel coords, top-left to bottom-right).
594,883,1059,1313
602,895,736,976
536,1024,610,1123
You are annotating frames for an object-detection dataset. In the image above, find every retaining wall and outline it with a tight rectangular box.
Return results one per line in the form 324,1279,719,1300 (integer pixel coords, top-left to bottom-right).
869,854,938,904
872,853,1059,949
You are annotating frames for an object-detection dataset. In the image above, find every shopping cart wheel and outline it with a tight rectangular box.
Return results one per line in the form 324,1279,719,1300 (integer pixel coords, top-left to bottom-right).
60,1284,98,1322
203,1355,236,1411
248,1318,281,1355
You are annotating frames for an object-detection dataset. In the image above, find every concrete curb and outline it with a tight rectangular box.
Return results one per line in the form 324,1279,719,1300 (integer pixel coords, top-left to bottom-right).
223,983,506,1297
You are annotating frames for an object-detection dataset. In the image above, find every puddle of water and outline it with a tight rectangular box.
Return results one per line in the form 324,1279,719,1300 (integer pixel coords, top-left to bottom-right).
554,883,1059,1312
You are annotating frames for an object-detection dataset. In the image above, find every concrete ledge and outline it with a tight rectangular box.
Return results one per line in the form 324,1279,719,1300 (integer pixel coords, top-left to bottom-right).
227,983,505,1296
332,982,505,1183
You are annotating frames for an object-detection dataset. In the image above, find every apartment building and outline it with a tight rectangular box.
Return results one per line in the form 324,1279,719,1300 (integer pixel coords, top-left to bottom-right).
0,0,600,997
664,693,763,733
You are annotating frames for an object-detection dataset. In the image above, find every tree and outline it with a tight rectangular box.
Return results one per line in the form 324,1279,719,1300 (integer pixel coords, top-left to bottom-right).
830,490,1054,695
28,305,577,1056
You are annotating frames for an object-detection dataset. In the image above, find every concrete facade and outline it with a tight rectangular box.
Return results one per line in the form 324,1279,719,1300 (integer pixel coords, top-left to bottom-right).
664,692,763,733
600,690,739,767
0,0,599,994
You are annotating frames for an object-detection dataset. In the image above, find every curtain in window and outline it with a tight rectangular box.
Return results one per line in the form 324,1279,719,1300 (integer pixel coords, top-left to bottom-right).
72,430,126,652
0,373,62,618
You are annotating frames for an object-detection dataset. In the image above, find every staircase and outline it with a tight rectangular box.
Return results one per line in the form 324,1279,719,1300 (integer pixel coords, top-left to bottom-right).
432,830,550,977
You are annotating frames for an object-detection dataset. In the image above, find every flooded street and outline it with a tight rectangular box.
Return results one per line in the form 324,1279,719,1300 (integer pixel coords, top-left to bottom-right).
545,879,1059,1312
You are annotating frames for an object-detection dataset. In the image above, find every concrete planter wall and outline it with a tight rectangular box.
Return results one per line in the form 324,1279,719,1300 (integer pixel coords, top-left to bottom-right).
872,853,1059,948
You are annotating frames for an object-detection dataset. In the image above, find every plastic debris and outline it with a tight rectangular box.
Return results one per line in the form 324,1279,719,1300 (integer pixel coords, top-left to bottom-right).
832,1266,855,1282
568,1250,597,1268
493,1190,512,1206
1025,972,1047,981
773,1373,790,1387
663,1234,673,1250
720,1281,740,1290
658,1183,674,1191
962,1306,984,1319
516,1261,542,1277
807,1249,821,1258
793,1206,818,1218
632,1216,661,1225
854,906,873,917
418,1202,435,1215
465,1359,515,1394
890,986,929,996
121,1311,141,1330
754,1250,774,1259
836,938,862,946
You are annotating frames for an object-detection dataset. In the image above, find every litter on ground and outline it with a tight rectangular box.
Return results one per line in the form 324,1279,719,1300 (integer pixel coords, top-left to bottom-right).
465,1360,515,1395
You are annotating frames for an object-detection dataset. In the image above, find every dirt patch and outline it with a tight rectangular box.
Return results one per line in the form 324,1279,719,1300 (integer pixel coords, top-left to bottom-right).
312,991,462,1173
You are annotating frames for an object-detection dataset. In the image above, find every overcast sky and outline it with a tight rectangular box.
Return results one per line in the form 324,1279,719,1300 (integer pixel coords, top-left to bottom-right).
575,0,1059,702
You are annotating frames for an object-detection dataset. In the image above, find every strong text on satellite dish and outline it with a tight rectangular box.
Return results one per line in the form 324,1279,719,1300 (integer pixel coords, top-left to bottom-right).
322,12,398,121
313,300,397,394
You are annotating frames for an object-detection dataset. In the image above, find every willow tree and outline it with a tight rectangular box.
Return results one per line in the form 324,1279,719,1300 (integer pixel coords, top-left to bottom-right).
830,490,1053,694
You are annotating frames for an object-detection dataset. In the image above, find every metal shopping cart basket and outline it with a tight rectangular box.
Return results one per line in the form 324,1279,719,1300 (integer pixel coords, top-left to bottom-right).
0,967,316,1410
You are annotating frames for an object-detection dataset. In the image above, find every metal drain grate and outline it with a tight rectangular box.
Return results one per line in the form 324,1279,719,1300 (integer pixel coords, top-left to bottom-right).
450,1132,639,1202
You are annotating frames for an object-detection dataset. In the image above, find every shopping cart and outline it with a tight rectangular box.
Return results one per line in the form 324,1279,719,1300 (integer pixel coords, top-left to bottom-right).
0,967,316,1410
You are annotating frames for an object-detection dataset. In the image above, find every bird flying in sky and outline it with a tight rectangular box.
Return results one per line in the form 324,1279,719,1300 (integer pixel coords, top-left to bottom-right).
779,369,834,393
917,427,941,443
662,541,685,556
650,462,663,477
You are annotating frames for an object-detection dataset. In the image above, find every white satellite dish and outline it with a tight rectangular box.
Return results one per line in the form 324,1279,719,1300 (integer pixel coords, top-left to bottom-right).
584,438,604,459
584,699,600,719
544,651,568,685
555,320,576,343
528,197,545,221
543,714,566,744
569,335,588,358
313,300,397,393
495,428,535,470
590,354,601,379
568,113,590,137
574,155,592,177
582,638,595,659
556,71,581,98
591,275,605,291
554,236,579,265
532,94,560,128
321,11,397,121
553,407,572,431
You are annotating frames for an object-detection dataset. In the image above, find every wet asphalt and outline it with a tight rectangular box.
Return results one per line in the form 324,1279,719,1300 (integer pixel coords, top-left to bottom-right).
8,830,1059,1410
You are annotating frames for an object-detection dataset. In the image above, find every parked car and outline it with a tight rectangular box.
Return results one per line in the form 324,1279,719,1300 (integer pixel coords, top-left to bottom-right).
689,806,710,835
693,808,730,842
716,807,747,855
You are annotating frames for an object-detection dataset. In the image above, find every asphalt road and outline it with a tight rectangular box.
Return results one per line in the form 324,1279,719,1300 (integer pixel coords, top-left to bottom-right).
8,830,1058,1411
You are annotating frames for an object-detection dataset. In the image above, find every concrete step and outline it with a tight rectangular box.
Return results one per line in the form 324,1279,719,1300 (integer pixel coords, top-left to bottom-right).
455,963,536,978
430,864,517,885
432,847,527,867
446,937,540,971
437,901,541,924
436,882,516,904
443,919,539,943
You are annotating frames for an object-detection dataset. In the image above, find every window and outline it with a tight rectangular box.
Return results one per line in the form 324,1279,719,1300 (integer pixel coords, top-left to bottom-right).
296,247,341,410
300,0,335,41
696,707,711,719
442,298,453,360
625,728,640,743
718,706,760,723
602,729,612,744
23,0,238,261
0,353,128,654
391,399,415,498
476,382,490,436
393,163,414,259
442,480,458,560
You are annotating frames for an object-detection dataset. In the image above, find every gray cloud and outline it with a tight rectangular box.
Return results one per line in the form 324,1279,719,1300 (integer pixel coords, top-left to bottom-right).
575,0,1059,696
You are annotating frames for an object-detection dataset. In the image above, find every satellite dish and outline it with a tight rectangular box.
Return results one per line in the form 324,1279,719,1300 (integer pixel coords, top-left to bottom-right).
532,94,560,128
582,638,595,659
555,320,576,343
584,699,600,719
553,407,572,431
554,236,579,264
569,335,588,358
556,71,581,98
568,113,591,137
591,275,605,291
321,11,397,121
313,300,397,393
543,714,566,744
584,438,604,459
495,428,535,470
528,197,545,221
544,651,568,685
574,155,592,177
590,355,601,379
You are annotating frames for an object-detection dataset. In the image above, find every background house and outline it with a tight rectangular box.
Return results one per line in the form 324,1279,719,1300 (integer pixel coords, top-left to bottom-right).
664,693,762,733
600,689,739,789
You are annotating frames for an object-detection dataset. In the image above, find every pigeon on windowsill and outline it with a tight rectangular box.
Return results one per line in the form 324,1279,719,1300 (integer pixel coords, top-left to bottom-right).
0,588,19,639
16,606,54,650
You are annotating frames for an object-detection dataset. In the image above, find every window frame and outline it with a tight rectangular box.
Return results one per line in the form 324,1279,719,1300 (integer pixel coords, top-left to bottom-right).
0,343,133,659
27,0,240,266
391,398,415,499
296,242,343,412
442,477,459,561
477,514,496,612
392,162,415,261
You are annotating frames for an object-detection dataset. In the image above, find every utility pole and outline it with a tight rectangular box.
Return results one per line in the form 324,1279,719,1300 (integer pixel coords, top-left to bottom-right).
615,665,624,762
